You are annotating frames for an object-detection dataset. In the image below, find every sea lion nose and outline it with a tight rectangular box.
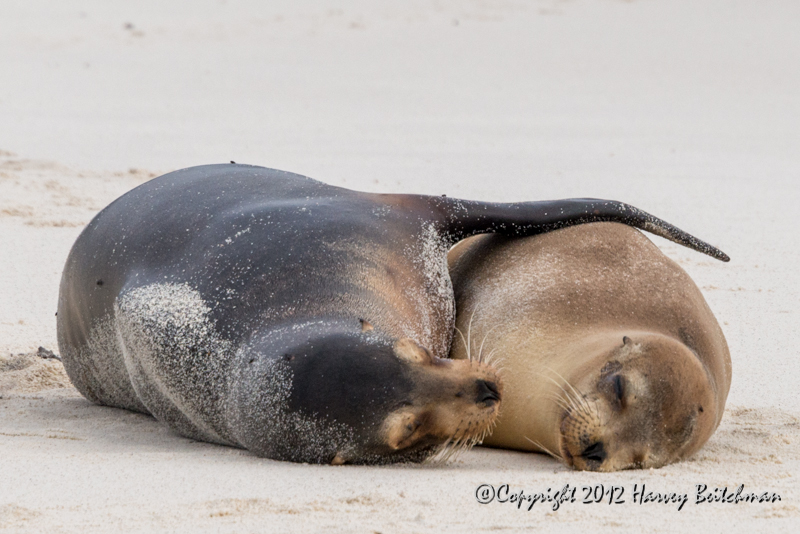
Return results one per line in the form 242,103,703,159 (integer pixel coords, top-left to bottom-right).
475,380,501,406
581,441,606,464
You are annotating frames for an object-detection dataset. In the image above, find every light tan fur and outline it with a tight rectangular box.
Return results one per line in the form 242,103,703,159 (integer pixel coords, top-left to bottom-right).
448,223,731,471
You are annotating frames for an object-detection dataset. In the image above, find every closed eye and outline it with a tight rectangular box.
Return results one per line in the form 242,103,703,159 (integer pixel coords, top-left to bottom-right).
612,375,626,407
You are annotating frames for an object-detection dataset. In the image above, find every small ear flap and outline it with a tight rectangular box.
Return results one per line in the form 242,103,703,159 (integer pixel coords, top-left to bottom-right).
359,318,374,332
384,411,420,450
622,336,631,345
394,338,433,364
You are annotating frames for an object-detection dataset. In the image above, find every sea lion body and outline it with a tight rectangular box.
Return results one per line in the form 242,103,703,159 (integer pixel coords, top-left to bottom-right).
448,223,731,471
58,164,727,464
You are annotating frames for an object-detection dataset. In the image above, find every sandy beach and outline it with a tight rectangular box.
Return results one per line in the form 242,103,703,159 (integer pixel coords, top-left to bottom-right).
1,1,798,532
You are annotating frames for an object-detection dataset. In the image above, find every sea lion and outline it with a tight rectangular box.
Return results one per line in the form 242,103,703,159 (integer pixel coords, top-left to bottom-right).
57,164,727,464
448,222,731,471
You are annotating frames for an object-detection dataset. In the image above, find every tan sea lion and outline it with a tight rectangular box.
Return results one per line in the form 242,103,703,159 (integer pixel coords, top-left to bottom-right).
448,222,731,471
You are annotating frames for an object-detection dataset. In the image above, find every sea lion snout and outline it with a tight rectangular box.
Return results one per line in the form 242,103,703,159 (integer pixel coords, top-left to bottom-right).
580,441,607,465
394,338,503,410
382,338,503,459
475,379,500,406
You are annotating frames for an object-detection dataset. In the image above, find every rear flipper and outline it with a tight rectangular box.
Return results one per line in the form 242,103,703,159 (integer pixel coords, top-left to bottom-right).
435,197,729,262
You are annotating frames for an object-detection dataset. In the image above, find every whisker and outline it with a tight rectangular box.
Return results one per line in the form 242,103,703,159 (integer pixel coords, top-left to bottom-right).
544,366,591,413
477,324,501,364
546,394,572,413
543,367,579,398
443,436,463,463
431,418,468,464
453,327,469,362
429,436,453,465
483,348,500,367
524,436,566,464
543,375,582,414
466,307,478,363
547,367,588,409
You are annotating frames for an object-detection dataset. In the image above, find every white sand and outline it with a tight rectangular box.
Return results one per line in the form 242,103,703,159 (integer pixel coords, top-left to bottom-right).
1,1,798,531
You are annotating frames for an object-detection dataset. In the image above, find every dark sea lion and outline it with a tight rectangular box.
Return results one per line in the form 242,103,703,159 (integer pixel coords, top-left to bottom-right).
57,164,727,464
448,222,731,471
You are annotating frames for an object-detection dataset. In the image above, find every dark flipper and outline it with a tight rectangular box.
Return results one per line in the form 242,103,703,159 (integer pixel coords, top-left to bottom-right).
435,197,729,262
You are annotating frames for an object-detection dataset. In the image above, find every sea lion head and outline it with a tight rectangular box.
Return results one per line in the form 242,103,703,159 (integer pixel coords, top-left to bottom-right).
231,324,501,465
557,333,717,471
